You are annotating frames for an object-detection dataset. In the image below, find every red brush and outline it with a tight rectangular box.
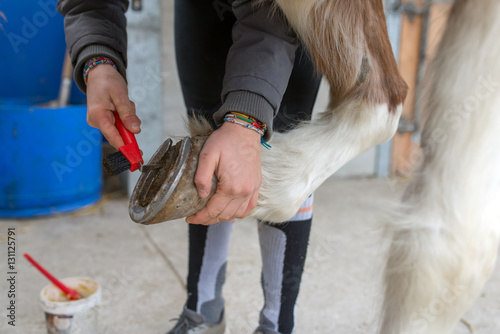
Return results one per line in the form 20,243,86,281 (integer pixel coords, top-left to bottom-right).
24,253,81,301
102,112,144,175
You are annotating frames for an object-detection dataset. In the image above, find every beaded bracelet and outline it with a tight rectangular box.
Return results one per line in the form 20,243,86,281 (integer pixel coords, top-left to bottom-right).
224,112,267,132
224,116,265,136
83,56,117,85
223,112,271,149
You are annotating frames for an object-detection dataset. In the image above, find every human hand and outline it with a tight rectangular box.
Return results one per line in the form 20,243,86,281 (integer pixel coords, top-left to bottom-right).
86,64,141,149
186,121,262,225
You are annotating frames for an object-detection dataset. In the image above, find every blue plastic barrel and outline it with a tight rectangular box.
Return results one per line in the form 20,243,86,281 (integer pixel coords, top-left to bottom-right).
0,0,86,104
0,100,102,217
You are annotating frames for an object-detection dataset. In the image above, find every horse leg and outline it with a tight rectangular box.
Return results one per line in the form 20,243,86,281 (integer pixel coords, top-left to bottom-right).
380,1,500,333
253,0,408,222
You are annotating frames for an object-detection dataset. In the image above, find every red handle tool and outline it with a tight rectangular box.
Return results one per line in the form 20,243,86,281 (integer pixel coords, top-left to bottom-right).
114,112,144,172
24,253,81,301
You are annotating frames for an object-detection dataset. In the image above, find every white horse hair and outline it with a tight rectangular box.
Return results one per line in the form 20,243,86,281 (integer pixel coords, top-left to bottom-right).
380,0,500,333
189,0,500,332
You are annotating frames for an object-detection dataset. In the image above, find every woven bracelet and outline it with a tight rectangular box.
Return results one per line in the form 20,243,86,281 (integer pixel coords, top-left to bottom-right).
224,112,267,131
223,112,271,149
83,56,117,85
224,117,265,136
232,112,267,132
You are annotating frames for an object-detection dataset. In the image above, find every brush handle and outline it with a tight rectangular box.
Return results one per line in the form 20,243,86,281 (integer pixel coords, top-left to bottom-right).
24,253,81,300
114,112,143,172
114,113,138,146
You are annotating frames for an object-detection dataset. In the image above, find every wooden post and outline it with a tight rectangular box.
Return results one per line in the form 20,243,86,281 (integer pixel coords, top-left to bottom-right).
391,0,425,175
425,3,452,65
390,1,452,176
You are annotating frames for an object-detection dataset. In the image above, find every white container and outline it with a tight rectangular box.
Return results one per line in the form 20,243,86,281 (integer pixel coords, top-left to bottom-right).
40,277,101,334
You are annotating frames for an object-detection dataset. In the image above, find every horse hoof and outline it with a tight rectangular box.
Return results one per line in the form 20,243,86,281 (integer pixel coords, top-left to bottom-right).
129,136,217,225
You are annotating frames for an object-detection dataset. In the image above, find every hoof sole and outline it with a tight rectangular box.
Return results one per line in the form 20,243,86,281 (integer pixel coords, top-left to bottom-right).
129,136,216,225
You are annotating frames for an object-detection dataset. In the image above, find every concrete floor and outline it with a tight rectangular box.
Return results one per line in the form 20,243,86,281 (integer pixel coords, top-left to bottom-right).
1,177,499,334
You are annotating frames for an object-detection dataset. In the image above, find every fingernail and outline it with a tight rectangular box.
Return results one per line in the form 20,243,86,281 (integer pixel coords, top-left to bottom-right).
185,217,191,224
130,123,141,133
199,190,208,198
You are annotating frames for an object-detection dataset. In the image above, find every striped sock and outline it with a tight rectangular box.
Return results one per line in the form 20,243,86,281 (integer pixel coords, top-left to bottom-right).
257,194,313,334
186,220,234,324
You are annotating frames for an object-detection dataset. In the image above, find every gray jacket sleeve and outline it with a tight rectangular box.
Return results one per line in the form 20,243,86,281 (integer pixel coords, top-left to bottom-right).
58,0,296,139
57,0,129,93
213,0,299,140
